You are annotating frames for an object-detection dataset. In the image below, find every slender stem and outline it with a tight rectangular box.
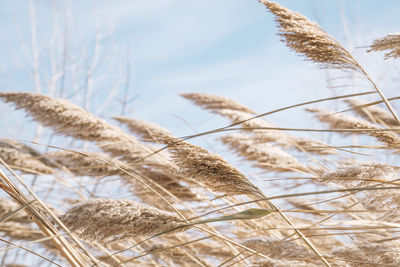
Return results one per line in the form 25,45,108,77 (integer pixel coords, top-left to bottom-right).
359,66,400,123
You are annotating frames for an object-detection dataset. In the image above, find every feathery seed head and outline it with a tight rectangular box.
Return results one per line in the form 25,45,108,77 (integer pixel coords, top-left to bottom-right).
181,93,255,114
261,1,359,71
59,199,184,242
163,138,264,198
368,34,400,59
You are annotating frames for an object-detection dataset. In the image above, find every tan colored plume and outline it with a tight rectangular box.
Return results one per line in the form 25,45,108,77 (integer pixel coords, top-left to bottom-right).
368,33,400,59
180,93,255,114
307,108,400,150
113,115,173,143
260,0,400,123
260,1,358,70
162,137,264,198
59,199,183,242
243,237,316,261
220,133,312,173
0,140,53,175
219,109,335,155
112,115,263,198
0,92,168,165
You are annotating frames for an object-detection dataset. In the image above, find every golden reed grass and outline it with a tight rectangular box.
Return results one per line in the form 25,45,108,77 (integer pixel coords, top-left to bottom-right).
1,1,400,266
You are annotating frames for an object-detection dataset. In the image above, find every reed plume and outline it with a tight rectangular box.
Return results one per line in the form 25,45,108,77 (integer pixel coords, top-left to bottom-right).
180,92,255,114
261,0,399,123
0,92,169,166
163,137,264,198
220,133,312,173
113,115,173,143
331,242,400,266
307,108,400,150
368,34,400,59
48,151,130,177
320,162,400,222
59,199,184,242
113,115,264,198
243,237,316,261
0,141,53,174
47,151,197,201
260,1,358,70
0,92,125,141
219,109,335,154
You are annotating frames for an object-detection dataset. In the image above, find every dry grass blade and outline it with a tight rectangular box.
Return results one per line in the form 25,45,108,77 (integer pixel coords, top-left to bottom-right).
368,34,400,59
59,199,184,242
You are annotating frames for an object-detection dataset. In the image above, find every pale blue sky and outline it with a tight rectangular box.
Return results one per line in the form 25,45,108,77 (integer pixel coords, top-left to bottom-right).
0,0,399,142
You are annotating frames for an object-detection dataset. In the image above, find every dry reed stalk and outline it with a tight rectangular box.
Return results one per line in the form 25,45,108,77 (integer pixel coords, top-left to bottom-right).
260,0,400,123
162,137,264,198
368,34,400,59
220,133,312,173
345,99,400,126
180,92,255,114
59,199,184,242
0,141,53,175
307,108,400,150
331,242,400,266
243,237,316,261
0,198,31,223
0,166,97,266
